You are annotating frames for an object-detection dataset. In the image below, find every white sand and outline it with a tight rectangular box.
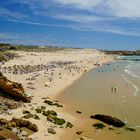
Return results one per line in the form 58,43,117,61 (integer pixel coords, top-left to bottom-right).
0,49,113,140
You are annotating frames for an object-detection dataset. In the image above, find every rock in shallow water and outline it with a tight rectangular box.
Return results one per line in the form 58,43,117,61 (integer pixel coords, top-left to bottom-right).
125,127,136,132
92,123,105,129
90,114,125,127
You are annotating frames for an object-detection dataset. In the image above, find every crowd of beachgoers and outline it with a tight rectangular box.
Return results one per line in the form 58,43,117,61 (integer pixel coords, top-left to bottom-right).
0,49,113,140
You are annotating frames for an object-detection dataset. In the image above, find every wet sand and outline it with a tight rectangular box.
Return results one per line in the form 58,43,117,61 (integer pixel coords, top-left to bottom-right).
57,60,140,140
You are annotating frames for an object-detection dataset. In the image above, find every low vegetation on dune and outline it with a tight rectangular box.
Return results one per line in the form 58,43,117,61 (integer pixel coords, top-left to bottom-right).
0,43,18,62
0,42,78,52
0,43,80,62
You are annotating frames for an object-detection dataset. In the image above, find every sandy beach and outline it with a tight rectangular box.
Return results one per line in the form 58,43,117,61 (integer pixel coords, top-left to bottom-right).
0,49,113,140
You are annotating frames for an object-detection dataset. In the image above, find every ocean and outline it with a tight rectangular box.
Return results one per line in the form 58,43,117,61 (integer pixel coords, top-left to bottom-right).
58,55,140,140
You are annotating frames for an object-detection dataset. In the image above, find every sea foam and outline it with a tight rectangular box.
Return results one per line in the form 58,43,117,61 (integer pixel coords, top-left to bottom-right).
121,74,139,96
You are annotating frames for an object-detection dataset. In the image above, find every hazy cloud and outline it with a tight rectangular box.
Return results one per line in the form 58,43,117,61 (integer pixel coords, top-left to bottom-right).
0,8,28,19
0,0,140,37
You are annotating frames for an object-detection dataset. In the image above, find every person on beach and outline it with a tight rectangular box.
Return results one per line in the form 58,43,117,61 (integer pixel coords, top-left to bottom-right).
111,87,114,92
114,87,117,92
111,87,117,93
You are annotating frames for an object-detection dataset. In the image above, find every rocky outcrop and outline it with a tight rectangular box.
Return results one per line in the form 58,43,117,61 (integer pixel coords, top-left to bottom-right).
12,118,38,132
0,118,38,132
0,128,19,140
0,72,31,102
0,96,23,115
0,118,38,140
90,114,125,127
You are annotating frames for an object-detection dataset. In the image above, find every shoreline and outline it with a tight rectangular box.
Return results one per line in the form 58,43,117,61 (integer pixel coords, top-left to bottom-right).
55,59,116,140
57,57,140,140
0,49,114,140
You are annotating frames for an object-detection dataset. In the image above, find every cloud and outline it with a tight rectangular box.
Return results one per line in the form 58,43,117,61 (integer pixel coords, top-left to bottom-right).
52,0,102,10
1,0,140,38
0,32,52,46
6,19,70,29
51,0,140,18
54,14,101,23
4,0,140,18
5,18,140,37
0,8,28,20
0,13,137,38
107,0,140,18
70,23,140,37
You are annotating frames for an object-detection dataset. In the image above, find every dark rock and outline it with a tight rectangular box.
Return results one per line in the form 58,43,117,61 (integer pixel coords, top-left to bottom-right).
44,110,66,126
53,117,66,125
28,123,38,132
47,115,66,125
0,118,7,125
12,118,29,127
76,131,83,135
0,118,37,139
47,128,56,134
42,97,46,100
22,113,40,120
35,108,42,113
53,103,63,107
44,100,53,105
93,123,105,129
23,110,30,114
76,111,82,114
125,127,136,132
41,106,46,110
90,114,125,127
66,122,73,128
44,99,63,107
43,110,57,116
12,118,38,132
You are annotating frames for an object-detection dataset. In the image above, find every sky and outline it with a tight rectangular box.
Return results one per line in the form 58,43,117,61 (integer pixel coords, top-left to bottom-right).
0,0,140,50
